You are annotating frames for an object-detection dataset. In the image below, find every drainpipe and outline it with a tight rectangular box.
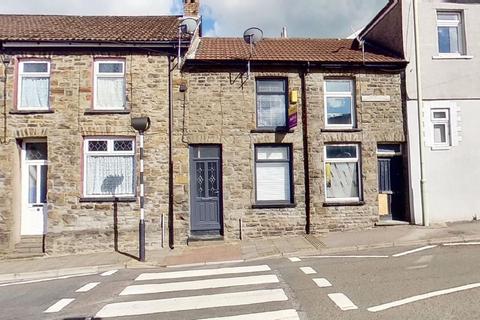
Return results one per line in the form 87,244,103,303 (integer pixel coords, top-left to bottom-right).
300,69,311,234
168,56,175,249
413,0,429,226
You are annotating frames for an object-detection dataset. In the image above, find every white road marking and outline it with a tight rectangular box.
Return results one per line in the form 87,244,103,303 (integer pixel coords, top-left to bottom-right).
444,242,480,246
121,275,279,295
101,269,118,276
0,273,96,287
288,257,301,262
302,255,389,259
368,282,480,312
406,264,428,270
300,267,317,274
313,278,332,288
392,245,437,257
96,289,288,318
328,293,358,311
44,298,75,313
136,265,271,281
76,282,100,292
197,309,300,320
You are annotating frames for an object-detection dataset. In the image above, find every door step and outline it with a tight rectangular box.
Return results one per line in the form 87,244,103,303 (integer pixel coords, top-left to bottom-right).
375,220,410,227
12,236,44,257
188,235,224,247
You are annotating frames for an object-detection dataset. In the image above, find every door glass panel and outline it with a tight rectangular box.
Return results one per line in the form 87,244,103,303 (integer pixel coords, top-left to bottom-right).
28,165,37,204
196,162,206,198
26,143,48,160
207,162,218,197
40,165,48,203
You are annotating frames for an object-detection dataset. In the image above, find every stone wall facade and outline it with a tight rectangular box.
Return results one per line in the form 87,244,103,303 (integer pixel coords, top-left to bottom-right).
173,65,406,243
0,50,171,255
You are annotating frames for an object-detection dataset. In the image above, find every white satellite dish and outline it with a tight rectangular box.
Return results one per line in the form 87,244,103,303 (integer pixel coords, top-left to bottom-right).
243,27,263,45
180,17,198,35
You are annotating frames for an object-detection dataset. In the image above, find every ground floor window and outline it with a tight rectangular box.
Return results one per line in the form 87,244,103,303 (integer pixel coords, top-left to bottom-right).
83,137,135,197
255,145,293,204
325,144,361,202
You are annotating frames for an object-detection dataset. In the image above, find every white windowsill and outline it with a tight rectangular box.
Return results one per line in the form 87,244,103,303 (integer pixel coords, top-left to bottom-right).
432,55,473,60
431,146,451,151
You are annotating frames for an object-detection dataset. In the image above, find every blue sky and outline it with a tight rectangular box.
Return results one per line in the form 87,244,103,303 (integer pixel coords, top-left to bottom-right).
0,0,388,38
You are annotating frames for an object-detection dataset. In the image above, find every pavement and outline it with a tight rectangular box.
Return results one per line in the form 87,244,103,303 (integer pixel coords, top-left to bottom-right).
3,243,480,319
1,220,480,283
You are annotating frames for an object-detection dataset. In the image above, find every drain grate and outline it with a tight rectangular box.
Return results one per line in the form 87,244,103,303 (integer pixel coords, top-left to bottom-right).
305,235,326,249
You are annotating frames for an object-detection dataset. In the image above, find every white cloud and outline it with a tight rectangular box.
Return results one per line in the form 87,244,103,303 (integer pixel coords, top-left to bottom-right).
0,0,178,15
201,0,387,38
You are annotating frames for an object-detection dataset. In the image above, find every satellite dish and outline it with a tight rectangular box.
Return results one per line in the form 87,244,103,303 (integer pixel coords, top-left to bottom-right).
180,17,198,35
243,27,263,45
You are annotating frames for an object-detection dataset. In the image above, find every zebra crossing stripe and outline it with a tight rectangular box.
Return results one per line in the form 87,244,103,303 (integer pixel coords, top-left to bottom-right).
135,265,271,281
197,309,300,320
121,275,279,295
95,289,288,318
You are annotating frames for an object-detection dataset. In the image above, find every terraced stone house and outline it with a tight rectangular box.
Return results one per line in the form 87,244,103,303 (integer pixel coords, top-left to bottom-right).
0,0,410,257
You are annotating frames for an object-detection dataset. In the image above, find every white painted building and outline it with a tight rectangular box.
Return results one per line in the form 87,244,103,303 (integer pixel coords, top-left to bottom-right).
358,0,480,224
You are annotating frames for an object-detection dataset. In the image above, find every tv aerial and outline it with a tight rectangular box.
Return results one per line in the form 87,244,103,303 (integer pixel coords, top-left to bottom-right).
243,27,263,79
178,17,199,67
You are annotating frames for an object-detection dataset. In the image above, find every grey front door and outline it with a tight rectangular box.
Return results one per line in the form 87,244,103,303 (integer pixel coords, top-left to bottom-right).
190,145,222,234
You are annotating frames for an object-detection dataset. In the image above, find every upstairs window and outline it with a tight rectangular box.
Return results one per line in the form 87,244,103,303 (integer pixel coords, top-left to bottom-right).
437,12,464,55
94,60,126,110
83,137,135,197
324,79,355,128
256,79,288,130
18,61,50,110
431,109,451,147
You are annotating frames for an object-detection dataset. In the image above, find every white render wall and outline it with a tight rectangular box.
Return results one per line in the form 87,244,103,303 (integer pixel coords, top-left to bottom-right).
403,0,480,223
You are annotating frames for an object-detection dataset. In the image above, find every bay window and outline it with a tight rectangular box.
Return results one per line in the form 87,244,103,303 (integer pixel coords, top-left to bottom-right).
17,60,50,110
83,137,135,197
255,145,293,204
325,144,361,202
94,60,126,110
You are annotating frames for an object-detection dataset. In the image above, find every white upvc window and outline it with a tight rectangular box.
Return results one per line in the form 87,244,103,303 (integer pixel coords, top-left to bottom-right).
324,79,355,128
83,137,135,197
255,145,293,204
325,144,361,202
17,60,50,110
437,11,465,55
431,108,451,147
93,60,126,110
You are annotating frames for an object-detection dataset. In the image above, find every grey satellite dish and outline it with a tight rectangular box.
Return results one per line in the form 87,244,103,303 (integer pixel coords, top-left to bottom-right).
180,17,198,35
243,27,263,45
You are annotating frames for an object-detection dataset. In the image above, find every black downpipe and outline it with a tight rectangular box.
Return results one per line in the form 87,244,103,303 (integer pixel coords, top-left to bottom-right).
300,71,311,234
168,56,175,249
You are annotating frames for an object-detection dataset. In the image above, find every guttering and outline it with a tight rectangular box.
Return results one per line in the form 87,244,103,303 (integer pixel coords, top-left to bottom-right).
413,0,429,226
300,69,311,234
1,40,191,49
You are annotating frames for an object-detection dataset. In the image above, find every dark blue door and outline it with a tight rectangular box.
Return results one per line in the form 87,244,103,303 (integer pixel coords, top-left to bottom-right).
190,146,222,234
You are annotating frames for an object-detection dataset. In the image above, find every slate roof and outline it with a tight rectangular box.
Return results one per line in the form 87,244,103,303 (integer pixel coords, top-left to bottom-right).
193,38,404,64
0,15,182,42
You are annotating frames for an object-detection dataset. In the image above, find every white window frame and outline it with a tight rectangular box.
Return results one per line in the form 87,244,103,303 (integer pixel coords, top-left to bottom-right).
324,144,361,203
324,79,355,129
431,108,451,148
436,11,465,56
83,137,135,198
17,60,51,111
254,144,293,205
93,60,126,110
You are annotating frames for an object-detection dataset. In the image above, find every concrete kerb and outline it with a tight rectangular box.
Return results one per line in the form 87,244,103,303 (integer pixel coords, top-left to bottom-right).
0,263,127,284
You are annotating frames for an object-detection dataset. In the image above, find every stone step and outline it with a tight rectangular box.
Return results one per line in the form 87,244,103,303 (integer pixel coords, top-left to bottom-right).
14,245,43,253
5,252,44,260
18,236,43,243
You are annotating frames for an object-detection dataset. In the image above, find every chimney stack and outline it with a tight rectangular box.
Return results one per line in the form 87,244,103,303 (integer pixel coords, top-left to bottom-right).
183,0,200,17
281,26,288,38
